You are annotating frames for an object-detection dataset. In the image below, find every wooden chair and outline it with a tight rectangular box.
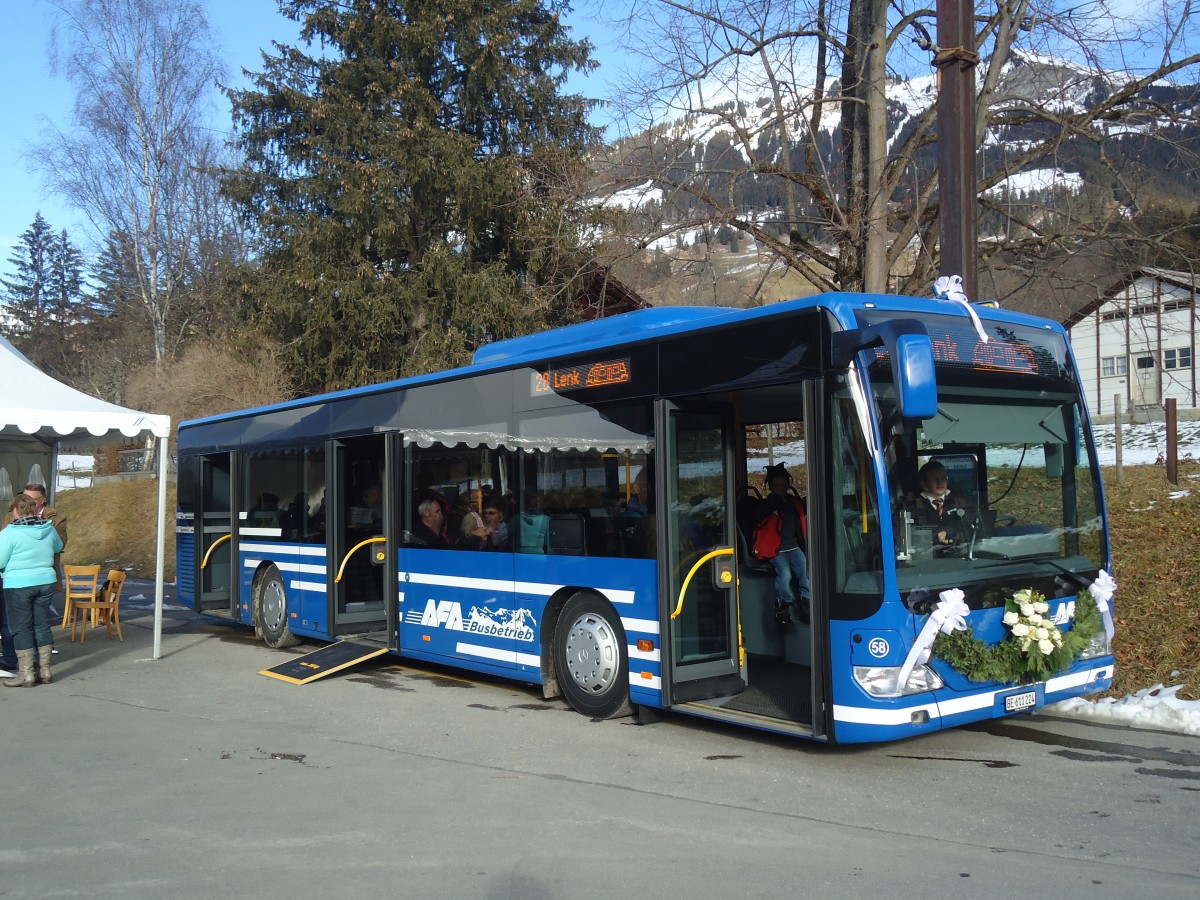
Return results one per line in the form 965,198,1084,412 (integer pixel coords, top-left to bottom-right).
61,565,102,630
69,569,127,644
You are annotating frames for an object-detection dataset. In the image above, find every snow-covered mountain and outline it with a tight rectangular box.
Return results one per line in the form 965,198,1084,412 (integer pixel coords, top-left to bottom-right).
595,48,1200,224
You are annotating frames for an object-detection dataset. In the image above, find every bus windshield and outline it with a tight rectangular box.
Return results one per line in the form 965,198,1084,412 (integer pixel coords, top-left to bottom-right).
863,315,1107,605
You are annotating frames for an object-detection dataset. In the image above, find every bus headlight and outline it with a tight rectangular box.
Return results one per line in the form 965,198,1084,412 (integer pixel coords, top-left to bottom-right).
1079,630,1111,660
853,664,944,698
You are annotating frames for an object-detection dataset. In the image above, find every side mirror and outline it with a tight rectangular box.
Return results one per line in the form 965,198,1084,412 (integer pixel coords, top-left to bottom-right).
830,319,938,420
893,333,937,420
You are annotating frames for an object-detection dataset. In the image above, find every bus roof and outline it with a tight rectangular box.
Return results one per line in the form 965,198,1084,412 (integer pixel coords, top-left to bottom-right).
180,291,1060,430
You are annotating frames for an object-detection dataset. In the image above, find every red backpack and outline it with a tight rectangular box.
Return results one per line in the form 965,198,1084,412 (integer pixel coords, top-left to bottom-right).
751,496,806,560
751,511,783,560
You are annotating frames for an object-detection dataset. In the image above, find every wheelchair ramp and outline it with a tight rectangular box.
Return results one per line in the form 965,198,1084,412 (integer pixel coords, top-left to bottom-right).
259,641,388,684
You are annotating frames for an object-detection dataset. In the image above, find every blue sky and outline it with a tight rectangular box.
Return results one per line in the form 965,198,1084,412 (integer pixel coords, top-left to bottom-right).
7,1,1189,280
0,0,626,271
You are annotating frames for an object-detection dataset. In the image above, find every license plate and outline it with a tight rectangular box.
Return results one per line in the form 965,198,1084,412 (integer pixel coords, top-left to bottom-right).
1004,690,1037,712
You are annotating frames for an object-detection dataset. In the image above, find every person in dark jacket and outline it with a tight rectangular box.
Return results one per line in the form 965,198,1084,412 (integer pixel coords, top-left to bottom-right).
761,463,810,625
409,498,450,548
0,493,65,687
907,460,972,545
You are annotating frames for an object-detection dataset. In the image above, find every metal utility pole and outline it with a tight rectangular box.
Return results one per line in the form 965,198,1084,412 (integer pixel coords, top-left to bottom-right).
935,0,979,299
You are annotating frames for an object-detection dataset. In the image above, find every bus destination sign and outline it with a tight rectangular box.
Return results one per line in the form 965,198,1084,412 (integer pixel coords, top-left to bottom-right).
533,357,633,395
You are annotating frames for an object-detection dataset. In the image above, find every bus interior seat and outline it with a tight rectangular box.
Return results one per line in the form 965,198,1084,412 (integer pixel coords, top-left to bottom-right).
842,504,869,568
733,519,784,657
548,513,587,555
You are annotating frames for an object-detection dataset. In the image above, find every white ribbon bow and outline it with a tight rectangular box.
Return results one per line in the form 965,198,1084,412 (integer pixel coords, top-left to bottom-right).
933,274,989,344
896,588,971,692
1087,569,1117,643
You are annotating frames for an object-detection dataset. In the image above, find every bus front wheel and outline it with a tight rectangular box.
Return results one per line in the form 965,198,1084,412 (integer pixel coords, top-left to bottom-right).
553,592,630,719
257,565,299,649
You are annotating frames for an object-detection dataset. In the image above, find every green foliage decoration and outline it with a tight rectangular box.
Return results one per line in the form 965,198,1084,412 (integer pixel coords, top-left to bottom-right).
933,589,1103,685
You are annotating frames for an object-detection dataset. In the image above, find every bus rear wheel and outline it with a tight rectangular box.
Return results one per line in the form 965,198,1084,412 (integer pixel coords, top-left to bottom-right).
257,565,299,649
553,593,630,719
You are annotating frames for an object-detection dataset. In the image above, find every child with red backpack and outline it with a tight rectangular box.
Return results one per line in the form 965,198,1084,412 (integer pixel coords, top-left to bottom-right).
753,463,810,625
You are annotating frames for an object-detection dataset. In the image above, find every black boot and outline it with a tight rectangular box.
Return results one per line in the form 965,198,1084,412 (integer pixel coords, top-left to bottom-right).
773,598,794,626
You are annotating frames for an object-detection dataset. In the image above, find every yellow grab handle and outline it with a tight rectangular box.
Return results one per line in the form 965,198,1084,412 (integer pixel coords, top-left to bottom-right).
200,533,231,570
335,536,387,583
671,547,734,620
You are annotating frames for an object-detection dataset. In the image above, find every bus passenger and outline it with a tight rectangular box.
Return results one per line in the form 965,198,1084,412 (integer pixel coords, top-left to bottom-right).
760,463,810,625
515,491,550,553
907,460,971,545
622,466,656,558
480,496,510,551
410,499,449,548
455,494,488,547
350,481,383,531
249,492,280,526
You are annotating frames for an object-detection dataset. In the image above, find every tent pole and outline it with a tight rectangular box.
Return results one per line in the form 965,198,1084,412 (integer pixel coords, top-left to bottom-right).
153,433,170,660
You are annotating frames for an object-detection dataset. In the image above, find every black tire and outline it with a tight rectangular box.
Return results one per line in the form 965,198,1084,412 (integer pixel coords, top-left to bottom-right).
553,592,630,719
257,565,300,649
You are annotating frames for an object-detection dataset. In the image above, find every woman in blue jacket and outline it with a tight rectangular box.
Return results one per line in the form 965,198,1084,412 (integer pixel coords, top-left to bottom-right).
0,493,65,687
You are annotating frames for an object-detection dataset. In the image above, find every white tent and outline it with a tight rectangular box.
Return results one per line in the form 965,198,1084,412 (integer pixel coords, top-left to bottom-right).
0,334,172,658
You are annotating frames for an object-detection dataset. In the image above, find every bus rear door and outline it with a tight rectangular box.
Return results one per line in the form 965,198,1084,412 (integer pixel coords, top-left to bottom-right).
196,452,236,616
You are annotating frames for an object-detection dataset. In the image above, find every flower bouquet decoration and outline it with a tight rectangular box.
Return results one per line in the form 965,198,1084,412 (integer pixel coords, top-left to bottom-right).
933,587,1102,685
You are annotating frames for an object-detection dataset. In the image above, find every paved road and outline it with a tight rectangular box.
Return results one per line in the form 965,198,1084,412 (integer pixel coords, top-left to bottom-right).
2,581,1197,899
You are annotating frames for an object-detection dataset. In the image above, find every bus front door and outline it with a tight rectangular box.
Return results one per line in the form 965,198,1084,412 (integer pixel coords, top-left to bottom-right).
661,402,744,703
329,434,394,641
197,453,235,615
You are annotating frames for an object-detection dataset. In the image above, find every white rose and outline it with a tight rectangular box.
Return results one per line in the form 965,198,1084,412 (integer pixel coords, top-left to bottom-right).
1035,627,1049,640
1011,622,1030,637
1003,611,1019,625
1033,601,1049,614
1038,638,1055,655
1020,603,1035,617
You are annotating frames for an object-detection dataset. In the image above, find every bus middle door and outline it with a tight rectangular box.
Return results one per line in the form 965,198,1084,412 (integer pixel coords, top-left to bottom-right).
329,433,395,643
660,401,744,703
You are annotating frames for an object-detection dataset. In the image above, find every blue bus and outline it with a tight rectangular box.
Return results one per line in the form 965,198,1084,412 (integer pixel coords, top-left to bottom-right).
175,292,1114,743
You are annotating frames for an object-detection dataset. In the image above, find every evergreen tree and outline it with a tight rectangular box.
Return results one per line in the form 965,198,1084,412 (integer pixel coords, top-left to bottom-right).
2,213,55,340
42,229,94,379
1,215,96,379
226,0,602,392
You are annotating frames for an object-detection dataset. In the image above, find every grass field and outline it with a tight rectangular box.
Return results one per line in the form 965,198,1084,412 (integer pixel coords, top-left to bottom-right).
56,462,1199,699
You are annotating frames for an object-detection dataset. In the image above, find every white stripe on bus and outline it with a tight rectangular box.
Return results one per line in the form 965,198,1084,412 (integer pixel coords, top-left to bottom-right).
1047,668,1109,692
455,642,541,668
289,580,327,593
241,542,327,556
399,571,635,607
832,702,941,726
628,644,661,662
834,663,1112,726
619,617,660,635
243,558,326,575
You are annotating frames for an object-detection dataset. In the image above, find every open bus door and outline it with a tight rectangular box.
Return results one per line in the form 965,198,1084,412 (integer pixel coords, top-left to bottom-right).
660,401,744,703
197,453,236,615
329,433,396,643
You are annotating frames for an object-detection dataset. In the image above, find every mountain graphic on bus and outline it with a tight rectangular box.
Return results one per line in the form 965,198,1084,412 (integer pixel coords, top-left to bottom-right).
463,605,537,641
